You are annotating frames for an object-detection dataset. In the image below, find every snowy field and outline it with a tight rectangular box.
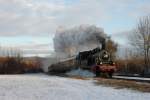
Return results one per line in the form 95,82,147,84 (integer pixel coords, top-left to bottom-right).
0,74,149,100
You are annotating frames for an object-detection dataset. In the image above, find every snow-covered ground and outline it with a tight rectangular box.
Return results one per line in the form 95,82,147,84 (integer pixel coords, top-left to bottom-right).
0,74,149,100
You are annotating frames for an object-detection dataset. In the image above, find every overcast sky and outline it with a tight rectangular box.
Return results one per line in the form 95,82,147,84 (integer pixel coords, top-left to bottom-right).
0,0,150,57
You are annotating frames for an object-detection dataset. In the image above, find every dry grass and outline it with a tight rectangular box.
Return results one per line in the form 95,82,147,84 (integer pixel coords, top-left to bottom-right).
69,76,89,80
69,76,150,92
94,78,150,92
64,75,150,92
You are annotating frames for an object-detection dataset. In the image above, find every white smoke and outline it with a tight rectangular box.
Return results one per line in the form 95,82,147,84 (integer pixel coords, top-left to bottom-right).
41,57,60,72
53,25,107,58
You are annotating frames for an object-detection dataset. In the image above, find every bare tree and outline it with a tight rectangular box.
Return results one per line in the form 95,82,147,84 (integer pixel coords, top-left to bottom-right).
105,37,118,60
130,15,150,75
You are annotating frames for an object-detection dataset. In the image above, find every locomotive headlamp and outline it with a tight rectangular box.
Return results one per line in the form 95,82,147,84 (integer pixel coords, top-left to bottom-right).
100,62,103,65
104,54,108,58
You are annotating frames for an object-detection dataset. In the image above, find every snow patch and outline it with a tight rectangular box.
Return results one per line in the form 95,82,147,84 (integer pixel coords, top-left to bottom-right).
66,68,95,77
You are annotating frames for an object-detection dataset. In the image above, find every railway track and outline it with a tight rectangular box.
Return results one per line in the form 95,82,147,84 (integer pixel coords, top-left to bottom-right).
112,76,150,83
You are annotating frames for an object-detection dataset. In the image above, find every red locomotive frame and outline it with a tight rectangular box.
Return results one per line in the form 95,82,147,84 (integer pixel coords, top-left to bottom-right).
91,63,116,77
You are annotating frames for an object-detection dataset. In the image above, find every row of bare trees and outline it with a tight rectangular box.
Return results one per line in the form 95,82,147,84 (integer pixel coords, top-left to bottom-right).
0,47,24,74
0,46,23,57
116,15,150,77
129,16,150,75
0,46,43,74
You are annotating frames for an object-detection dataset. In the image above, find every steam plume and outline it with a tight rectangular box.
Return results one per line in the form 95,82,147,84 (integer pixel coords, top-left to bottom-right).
53,25,107,58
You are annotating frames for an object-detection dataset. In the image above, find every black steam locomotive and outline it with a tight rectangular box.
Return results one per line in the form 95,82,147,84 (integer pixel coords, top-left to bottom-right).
76,40,116,77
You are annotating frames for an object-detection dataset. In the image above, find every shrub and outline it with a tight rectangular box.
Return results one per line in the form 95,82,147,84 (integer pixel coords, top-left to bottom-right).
116,58,145,76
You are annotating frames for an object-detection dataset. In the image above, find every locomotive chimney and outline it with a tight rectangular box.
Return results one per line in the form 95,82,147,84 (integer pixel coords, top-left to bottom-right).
101,38,106,50
96,36,106,50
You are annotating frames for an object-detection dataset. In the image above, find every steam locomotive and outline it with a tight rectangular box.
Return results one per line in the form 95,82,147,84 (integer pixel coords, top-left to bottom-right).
76,40,116,77
48,38,116,78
